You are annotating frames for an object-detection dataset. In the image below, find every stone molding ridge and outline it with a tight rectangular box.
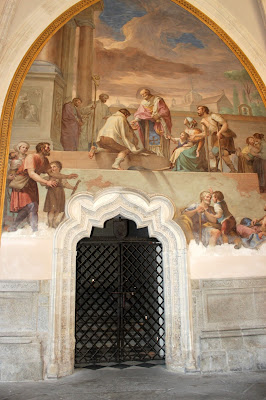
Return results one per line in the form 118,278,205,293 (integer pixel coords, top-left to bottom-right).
200,327,266,338
0,336,40,343
0,280,40,292
192,277,266,289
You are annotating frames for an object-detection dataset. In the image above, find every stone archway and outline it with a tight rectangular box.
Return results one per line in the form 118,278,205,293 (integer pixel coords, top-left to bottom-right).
47,187,195,378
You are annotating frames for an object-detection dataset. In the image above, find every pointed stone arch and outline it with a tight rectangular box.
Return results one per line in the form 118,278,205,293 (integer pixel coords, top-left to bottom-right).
47,187,195,378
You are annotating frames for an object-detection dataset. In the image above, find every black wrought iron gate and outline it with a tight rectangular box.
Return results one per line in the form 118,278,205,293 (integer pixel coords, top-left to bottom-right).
75,234,165,366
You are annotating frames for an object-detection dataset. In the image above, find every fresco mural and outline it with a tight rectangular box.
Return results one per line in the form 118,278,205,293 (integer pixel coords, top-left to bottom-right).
177,189,266,250
2,0,266,247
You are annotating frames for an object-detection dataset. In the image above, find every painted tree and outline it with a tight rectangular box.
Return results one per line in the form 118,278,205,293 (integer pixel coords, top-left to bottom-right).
224,69,255,103
251,91,266,116
233,85,240,114
242,89,248,105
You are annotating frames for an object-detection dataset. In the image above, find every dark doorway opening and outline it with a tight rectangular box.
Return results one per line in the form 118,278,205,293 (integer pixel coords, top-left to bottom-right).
75,216,165,367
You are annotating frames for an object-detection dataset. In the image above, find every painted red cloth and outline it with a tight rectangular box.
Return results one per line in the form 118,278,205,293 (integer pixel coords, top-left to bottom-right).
236,224,261,238
134,97,172,144
10,154,49,212
221,215,236,235
61,102,82,151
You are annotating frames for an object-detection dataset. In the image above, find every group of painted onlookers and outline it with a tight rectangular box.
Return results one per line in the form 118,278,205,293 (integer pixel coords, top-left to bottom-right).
3,89,266,245
3,139,266,249
5,141,78,232
178,189,266,249
237,132,266,192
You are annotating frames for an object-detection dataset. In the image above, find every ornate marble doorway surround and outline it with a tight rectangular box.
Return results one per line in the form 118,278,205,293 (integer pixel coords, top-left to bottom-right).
47,187,195,378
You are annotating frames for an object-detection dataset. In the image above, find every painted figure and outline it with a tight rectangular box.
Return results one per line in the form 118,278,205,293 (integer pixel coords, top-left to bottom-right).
8,141,30,178
171,118,207,171
132,88,172,158
197,105,237,172
80,93,111,151
205,190,241,248
15,93,30,119
168,132,190,167
236,205,266,248
61,98,83,151
237,136,260,173
44,161,78,228
252,133,266,192
3,141,30,227
177,191,222,247
8,142,78,232
94,109,143,170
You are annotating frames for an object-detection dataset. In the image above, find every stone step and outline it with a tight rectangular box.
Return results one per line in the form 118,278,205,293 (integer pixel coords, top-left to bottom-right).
49,150,171,170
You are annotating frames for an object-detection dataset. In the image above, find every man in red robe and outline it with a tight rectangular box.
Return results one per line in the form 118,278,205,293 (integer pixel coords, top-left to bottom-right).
132,89,172,158
61,98,83,151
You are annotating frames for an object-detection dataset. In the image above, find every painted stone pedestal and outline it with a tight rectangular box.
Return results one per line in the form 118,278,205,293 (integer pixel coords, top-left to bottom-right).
10,61,65,150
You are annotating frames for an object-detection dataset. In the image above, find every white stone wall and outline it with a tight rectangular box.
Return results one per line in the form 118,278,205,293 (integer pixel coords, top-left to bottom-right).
0,280,50,381
192,278,266,372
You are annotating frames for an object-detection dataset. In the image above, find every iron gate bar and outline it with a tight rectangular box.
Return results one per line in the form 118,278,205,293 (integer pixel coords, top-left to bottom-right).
75,237,165,365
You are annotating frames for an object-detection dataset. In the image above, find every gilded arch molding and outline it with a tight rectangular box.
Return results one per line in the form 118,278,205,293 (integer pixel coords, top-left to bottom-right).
0,0,265,234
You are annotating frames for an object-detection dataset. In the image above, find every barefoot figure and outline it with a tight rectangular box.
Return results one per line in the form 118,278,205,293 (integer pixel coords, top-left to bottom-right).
44,161,79,228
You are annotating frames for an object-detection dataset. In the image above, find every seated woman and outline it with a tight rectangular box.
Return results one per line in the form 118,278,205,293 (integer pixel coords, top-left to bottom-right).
172,127,207,172
168,131,190,167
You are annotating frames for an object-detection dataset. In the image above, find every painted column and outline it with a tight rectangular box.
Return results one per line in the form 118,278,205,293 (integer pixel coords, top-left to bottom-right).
61,19,77,102
75,9,95,105
36,29,63,70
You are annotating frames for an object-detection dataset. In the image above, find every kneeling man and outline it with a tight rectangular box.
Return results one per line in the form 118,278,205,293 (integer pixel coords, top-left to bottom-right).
92,109,143,170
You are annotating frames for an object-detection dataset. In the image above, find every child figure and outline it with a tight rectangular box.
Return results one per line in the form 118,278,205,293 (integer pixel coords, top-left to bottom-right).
253,132,266,160
7,151,19,180
168,131,190,167
188,128,205,158
43,161,77,228
211,190,241,247
244,136,260,156
204,189,241,248
8,141,30,179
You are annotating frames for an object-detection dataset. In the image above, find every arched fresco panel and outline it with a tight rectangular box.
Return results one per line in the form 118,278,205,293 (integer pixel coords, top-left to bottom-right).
1,0,266,271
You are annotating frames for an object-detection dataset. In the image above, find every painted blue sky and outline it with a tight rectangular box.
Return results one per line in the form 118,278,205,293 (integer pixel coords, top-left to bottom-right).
99,0,146,40
93,0,248,104
163,33,205,49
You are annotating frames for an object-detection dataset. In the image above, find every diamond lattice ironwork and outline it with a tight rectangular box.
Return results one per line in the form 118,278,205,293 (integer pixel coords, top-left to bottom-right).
75,237,165,366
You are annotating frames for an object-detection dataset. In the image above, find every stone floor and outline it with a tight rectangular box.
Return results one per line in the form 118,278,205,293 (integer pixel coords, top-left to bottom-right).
0,366,266,400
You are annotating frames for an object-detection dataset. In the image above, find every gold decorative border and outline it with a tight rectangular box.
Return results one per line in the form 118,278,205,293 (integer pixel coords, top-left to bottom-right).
0,0,265,237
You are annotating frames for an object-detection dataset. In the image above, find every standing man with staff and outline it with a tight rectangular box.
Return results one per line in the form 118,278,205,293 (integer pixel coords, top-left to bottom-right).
197,105,237,172
79,76,111,152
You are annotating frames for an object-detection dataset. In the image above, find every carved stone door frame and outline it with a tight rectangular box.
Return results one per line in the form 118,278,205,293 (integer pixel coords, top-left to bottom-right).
47,187,195,378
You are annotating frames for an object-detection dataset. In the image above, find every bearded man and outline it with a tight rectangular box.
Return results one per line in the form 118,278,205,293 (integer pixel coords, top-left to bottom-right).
80,93,111,151
8,142,77,232
132,88,172,158
197,105,237,172
178,190,221,247
61,98,83,151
